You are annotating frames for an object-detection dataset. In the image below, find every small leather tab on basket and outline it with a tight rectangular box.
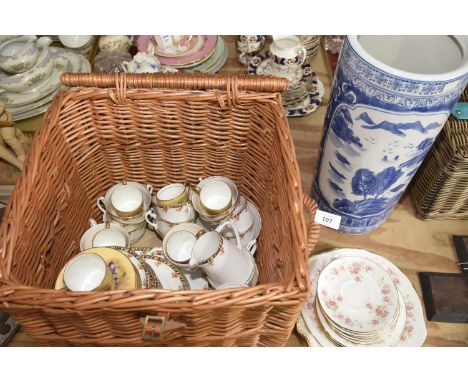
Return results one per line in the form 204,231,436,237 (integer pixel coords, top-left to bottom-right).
140,314,186,341
141,315,165,341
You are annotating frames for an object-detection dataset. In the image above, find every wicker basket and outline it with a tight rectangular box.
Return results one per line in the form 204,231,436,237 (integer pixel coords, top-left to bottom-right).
0,73,319,346
410,87,468,219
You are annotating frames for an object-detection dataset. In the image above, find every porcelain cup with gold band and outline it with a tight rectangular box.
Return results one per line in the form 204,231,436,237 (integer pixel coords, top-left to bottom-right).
80,219,130,251
110,183,144,218
154,183,196,223
55,247,140,291
145,209,197,239
190,176,239,222
97,181,153,220
62,252,114,292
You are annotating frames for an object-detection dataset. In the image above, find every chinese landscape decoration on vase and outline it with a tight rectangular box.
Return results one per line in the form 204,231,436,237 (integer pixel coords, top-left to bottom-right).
313,36,468,234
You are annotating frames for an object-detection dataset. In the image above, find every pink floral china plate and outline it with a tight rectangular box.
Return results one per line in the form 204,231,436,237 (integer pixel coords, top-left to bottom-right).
317,256,399,333
153,35,204,58
138,35,218,67
299,248,427,347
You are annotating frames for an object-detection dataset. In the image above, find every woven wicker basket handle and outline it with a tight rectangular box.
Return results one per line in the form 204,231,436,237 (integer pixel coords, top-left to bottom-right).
60,73,289,93
303,194,320,255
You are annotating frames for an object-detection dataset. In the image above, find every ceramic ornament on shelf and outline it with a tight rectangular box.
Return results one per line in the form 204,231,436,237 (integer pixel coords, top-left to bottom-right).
313,36,468,234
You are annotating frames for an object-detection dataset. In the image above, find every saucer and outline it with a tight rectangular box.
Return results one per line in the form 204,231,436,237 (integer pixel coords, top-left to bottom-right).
54,247,140,291
156,36,218,67
285,77,324,118
185,37,227,74
137,248,191,291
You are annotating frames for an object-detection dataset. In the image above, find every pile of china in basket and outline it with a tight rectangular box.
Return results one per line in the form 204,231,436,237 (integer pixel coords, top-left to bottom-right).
54,176,261,293
298,248,427,347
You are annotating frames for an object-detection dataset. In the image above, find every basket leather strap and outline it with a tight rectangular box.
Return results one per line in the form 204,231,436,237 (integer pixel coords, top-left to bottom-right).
140,313,186,341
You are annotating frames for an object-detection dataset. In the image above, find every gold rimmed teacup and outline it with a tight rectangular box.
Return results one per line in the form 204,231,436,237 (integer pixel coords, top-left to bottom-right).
156,183,190,208
191,180,233,215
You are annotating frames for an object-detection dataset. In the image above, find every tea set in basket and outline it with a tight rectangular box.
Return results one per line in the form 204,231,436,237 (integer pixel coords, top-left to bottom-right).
56,176,262,293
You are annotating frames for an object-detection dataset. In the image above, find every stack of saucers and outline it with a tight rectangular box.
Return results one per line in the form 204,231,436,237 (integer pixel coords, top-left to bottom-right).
297,248,427,347
136,35,228,74
298,35,321,61
249,54,324,118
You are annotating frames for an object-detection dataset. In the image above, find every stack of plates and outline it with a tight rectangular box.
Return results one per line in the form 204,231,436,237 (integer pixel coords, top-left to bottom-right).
298,35,321,61
298,248,427,347
1,47,91,120
248,54,324,117
137,35,228,74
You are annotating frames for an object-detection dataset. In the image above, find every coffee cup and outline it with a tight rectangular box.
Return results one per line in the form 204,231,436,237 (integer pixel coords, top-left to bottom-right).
236,35,265,54
192,179,232,215
63,253,113,292
269,35,307,67
145,209,196,239
110,184,144,218
58,35,93,49
155,183,196,223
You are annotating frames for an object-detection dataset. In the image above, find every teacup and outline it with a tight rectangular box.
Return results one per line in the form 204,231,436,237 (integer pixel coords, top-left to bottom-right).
215,283,249,290
236,35,265,53
192,179,232,215
98,35,131,52
110,184,144,218
97,181,153,243
145,209,196,239
155,183,195,223
63,253,113,292
269,35,307,67
58,35,93,49
80,219,130,251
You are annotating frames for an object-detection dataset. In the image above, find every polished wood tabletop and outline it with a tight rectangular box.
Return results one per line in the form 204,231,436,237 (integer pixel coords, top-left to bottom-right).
7,35,468,346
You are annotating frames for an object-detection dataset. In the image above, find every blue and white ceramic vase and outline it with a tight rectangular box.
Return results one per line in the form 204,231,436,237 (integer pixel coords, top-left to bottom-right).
313,36,468,234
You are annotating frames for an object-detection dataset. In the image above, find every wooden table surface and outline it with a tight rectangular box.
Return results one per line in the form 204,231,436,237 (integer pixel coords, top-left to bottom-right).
7,35,468,346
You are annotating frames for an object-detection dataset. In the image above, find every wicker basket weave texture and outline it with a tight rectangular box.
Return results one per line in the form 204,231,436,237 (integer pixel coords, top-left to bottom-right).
410,86,468,219
0,73,319,346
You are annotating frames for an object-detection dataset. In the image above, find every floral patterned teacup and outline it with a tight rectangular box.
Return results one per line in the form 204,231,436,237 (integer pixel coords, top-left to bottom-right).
236,35,265,54
154,183,195,223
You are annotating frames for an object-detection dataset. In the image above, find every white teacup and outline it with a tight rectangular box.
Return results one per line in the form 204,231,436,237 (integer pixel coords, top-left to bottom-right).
145,209,196,239
58,35,93,49
63,253,113,292
80,219,130,251
155,183,196,223
269,35,307,67
110,184,144,218
193,179,232,215
92,227,127,248
99,35,130,52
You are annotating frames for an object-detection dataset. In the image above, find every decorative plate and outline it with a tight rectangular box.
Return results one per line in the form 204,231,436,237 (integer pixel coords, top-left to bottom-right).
156,36,218,67
300,248,428,347
154,35,204,58
317,256,399,332
315,291,407,346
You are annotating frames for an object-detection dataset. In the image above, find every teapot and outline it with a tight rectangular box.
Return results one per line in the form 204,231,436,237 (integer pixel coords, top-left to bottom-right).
0,36,53,93
0,35,51,74
122,46,161,73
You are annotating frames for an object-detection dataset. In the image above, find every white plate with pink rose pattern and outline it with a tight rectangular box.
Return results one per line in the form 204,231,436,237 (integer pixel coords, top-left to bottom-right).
299,248,427,347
